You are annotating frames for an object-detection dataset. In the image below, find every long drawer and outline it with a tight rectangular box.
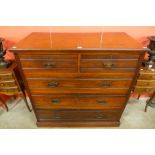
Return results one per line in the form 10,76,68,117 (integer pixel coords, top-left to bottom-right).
36,109,122,121
32,95,126,109
23,70,135,79
27,78,132,88
30,87,129,95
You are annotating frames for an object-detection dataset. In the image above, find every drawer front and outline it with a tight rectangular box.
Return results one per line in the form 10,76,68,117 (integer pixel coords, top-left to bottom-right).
0,80,16,88
0,87,19,94
32,95,126,109
23,70,135,79
81,59,138,68
20,60,77,69
81,53,139,59
30,88,129,95
27,79,132,89
19,54,77,59
138,73,155,80
36,109,121,121
0,73,13,81
136,80,155,87
134,87,155,93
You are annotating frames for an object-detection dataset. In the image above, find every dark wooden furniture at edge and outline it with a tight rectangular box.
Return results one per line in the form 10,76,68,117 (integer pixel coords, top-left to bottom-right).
9,32,149,127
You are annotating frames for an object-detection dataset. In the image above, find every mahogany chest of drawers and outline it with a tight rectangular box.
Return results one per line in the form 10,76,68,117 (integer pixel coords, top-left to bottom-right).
10,32,149,127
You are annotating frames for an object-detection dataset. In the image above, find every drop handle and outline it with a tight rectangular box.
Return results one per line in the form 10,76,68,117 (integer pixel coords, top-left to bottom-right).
54,114,61,119
96,99,107,105
51,99,61,105
48,81,59,87
44,62,56,68
96,113,104,119
103,62,114,68
100,81,111,87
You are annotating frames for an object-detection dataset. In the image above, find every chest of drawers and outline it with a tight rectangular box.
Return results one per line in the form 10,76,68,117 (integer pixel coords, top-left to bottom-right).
135,69,155,93
10,32,149,127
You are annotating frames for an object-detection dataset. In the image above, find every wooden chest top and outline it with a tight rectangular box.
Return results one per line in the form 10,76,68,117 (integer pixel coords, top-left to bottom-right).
10,32,146,50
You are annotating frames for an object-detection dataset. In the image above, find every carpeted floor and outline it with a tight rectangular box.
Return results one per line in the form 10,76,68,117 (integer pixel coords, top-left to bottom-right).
0,97,155,129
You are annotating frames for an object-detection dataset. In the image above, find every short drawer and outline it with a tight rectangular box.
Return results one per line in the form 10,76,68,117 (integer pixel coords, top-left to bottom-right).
36,109,121,121
32,95,126,109
136,80,155,87
27,79,132,89
81,59,138,69
20,59,77,69
81,53,139,59
0,80,16,88
0,73,13,81
0,87,19,94
19,54,77,59
138,73,155,80
134,87,155,93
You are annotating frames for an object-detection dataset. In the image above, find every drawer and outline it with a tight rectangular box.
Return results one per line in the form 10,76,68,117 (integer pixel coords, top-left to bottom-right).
30,88,129,95
136,80,155,87
81,53,139,59
81,59,138,68
36,109,121,121
134,87,155,93
0,87,19,94
0,73,13,81
19,54,77,59
32,95,126,109
138,73,155,80
27,79,132,89
20,59,77,69
0,80,16,88
23,70,135,79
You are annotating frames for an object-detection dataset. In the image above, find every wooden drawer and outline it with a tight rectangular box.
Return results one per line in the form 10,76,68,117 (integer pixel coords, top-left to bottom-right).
0,87,19,94
20,59,77,69
30,88,129,95
23,70,135,79
0,73,13,81
32,95,126,109
139,73,155,80
36,109,121,121
0,80,16,88
136,80,155,87
19,54,77,59
81,53,139,59
81,59,138,68
134,87,155,93
27,79,132,89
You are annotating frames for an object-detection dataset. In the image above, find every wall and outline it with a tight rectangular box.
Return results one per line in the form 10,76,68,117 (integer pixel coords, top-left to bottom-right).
0,26,155,43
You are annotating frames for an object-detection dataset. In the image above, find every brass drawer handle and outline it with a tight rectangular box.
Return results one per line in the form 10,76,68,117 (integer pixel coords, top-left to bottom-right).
51,99,61,105
96,99,107,105
96,113,104,119
54,114,61,119
100,81,111,87
44,62,56,68
48,81,59,87
103,63,114,68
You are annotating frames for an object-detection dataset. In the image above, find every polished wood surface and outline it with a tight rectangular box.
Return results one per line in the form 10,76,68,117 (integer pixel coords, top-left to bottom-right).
11,32,144,50
10,32,148,127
